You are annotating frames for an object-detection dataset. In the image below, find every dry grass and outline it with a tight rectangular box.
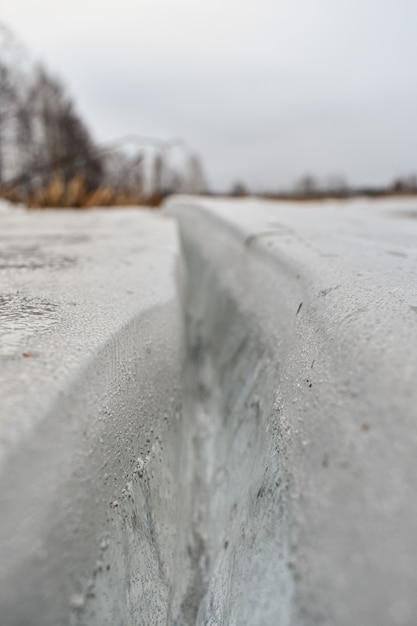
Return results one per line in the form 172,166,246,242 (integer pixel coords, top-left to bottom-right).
65,174,86,207
1,171,164,209
1,186,21,203
45,172,66,206
83,187,115,208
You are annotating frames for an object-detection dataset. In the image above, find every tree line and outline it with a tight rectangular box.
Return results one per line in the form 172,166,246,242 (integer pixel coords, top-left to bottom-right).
0,23,206,208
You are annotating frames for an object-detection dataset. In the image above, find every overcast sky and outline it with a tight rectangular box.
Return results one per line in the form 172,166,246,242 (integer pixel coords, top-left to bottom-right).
2,0,417,191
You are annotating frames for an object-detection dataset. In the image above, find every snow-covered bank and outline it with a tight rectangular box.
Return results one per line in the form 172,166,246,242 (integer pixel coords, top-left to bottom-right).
2,196,417,625
166,195,417,626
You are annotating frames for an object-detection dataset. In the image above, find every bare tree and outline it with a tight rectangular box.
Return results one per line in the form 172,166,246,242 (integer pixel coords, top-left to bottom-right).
152,152,165,196
0,62,15,183
230,181,249,197
294,174,318,196
184,154,206,194
325,175,349,196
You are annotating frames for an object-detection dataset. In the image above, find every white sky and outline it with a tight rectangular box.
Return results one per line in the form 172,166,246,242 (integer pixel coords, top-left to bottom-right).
2,0,417,191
